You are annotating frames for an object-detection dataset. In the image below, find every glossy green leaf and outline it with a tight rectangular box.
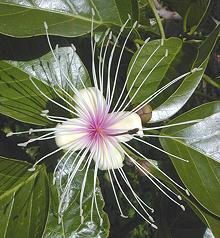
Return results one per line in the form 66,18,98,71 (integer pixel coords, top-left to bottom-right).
44,155,109,238
0,0,137,37
150,23,220,122
160,101,220,217
125,147,220,237
127,37,183,106
150,160,220,238
0,156,49,238
0,47,90,126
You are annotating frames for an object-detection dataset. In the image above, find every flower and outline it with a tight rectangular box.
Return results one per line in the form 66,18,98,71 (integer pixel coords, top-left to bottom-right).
7,11,201,229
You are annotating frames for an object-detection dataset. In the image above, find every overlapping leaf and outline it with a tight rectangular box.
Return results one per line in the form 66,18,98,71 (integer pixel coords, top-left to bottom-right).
160,102,220,218
0,157,49,238
0,47,90,126
44,155,109,238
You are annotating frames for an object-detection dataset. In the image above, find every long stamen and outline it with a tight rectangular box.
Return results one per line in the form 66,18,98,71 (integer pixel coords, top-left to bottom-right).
123,142,190,195
124,152,185,211
107,169,128,218
29,76,77,117
109,19,138,108
98,29,110,94
112,169,158,229
141,120,201,131
132,68,202,114
58,147,90,217
106,17,132,105
120,49,168,112
112,38,150,112
80,153,93,224
28,140,78,171
133,136,189,162
118,168,155,217
117,42,165,112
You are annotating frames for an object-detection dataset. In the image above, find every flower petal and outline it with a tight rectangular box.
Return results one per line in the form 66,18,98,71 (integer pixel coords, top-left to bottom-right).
55,118,87,149
91,139,124,170
108,112,143,142
74,87,108,118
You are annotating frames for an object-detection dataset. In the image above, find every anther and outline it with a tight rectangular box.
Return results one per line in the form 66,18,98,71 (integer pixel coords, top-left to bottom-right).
180,205,185,211
71,44,76,51
149,215,154,222
133,21,138,28
91,8,95,16
17,142,28,147
128,13,131,19
29,128,34,134
145,37,150,43
108,31,112,40
165,49,168,57
28,166,36,172
44,21,48,30
185,189,190,196
6,132,13,137
80,216,84,224
105,28,110,36
151,224,158,229
177,195,182,200
99,218,103,226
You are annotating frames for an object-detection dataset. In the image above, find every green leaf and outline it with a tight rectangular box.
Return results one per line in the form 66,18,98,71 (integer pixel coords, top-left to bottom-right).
160,101,220,217
44,155,109,238
150,160,220,238
163,0,211,33
0,0,137,37
0,156,49,238
124,146,220,237
127,37,183,106
0,47,90,126
150,23,220,122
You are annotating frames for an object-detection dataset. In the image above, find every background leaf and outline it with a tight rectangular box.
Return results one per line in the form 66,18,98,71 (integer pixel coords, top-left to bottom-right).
0,47,90,126
160,101,220,217
0,0,138,37
0,157,49,238
150,23,220,122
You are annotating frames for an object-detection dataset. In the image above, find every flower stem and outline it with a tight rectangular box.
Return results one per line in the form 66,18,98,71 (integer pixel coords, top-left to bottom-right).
146,0,165,40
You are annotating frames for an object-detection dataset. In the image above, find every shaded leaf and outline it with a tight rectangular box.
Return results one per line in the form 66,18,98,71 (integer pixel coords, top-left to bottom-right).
0,156,49,238
0,47,90,126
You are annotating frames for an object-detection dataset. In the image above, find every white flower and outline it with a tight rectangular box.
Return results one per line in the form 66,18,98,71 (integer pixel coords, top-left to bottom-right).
8,13,202,229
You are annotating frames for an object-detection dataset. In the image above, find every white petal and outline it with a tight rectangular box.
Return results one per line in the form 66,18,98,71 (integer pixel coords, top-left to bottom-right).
92,139,124,170
108,112,143,142
74,87,107,117
55,118,87,149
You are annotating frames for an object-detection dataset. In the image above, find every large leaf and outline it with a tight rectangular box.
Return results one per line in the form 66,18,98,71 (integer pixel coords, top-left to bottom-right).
0,47,90,126
150,160,220,238
0,0,137,37
44,155,109,238
0,156,49,238
125,148,220,237
150,23,220,122
160,101,220,217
